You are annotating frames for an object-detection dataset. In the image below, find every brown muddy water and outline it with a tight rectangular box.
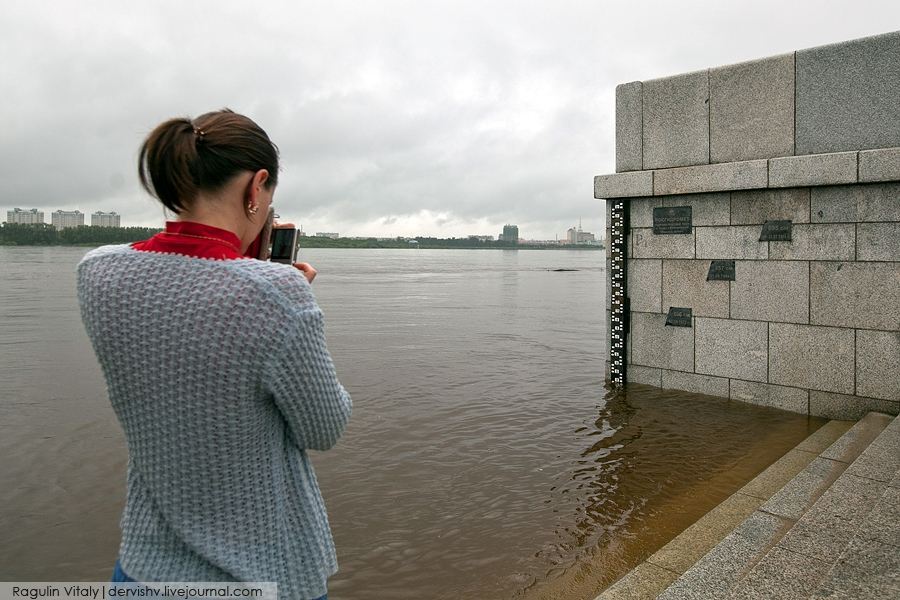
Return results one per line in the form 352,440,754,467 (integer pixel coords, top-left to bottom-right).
0,246,824,599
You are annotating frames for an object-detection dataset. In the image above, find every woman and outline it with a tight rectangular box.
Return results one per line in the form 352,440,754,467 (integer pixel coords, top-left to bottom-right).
77,109,351,600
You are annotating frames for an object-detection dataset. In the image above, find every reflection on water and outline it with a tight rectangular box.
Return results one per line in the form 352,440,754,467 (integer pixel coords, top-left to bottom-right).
0,247,823,599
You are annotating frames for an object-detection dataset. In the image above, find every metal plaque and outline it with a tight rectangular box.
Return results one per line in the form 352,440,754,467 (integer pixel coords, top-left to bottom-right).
707,260,736,281
652,206,692,235
665,307,692,327
759,220,792,241
608,199,629,386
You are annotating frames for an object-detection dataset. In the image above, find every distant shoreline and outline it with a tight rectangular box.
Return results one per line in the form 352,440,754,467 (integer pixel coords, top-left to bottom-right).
1,241,603,251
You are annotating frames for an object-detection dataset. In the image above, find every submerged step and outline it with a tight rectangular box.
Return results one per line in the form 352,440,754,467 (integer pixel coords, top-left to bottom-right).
598,413,894,599
657,412,895,600
595,420,851,600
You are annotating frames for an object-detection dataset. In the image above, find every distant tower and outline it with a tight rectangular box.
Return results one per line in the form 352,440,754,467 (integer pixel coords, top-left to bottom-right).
91,211,121,227
7,208,44,224
501,224,519,244
51,210,84,230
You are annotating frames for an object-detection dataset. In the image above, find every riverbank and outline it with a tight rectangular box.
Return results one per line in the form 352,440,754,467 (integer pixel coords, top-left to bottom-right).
298,238,603,250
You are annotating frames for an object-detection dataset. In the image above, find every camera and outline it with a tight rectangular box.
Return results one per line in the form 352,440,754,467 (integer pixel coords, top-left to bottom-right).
257,207,300,264
270,227,299,264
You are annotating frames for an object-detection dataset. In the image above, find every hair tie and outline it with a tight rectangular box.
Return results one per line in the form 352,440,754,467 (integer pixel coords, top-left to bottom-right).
193,128,206,144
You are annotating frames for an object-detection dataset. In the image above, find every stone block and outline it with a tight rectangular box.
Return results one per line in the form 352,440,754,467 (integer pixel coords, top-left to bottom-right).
768,223,855,261
662,192,730,226
642,70,710,169
730,261,809,323
730,188,810,225
795,421,853,455
809,391,899,420
596,562,677,600
740,448,820,500
857,486,900,548
811,469,887,517
630,312,694,372
628,259,662,313
730,380,809,413
628,364,662,387
661,370,729,398
769,323,855,394
812,537,900,598
729,545,832,600
818,412,891,465
856,329,900,401
657,512,790,599
696,226,767,259
810,182,900,223
653,160,768,196
628,197,664,228
796,31,900,154
709,53,795,163
760,457,847,520
632,228,695,259
594,171,653,198
648,493,762,575
858,147,900,182
616,81,643,172
768,151,858,188
661,259,729,318
695,317,768,382
857,222,900,261
811,262,900,330
847,423,900,483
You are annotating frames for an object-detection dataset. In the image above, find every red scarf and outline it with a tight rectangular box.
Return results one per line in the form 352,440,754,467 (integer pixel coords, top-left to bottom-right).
132,221,259,260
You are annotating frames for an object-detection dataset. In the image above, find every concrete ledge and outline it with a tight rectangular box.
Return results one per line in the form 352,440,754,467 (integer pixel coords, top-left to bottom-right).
653,160,767,195
859,147,900,182
594,171,653,198
769,152,858,188
594,148,900,198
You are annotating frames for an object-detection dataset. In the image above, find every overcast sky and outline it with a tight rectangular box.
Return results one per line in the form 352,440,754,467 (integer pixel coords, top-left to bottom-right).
2,1,898,239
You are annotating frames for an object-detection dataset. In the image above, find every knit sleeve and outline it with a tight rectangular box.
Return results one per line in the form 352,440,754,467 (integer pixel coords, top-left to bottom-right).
263,305,352,451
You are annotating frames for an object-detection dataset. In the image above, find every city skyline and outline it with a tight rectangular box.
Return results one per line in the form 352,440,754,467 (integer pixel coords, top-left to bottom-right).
3,204,601,241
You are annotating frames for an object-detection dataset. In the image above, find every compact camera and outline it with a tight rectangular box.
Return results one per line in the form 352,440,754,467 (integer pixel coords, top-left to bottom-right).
258,207,300,264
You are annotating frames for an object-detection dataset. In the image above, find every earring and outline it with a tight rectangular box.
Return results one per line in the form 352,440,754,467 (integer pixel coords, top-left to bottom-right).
248,204,259,215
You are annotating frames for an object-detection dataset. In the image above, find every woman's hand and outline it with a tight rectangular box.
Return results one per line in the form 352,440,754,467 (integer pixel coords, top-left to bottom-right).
293,262,317,284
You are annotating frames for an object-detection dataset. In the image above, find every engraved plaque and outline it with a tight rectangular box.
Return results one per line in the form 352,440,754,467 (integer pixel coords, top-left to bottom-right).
652,206,692,235
707,260,736,281
665,307,692,327
760,220,792,241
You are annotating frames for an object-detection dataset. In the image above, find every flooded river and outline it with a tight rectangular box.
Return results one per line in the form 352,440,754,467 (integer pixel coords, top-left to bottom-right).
0,246,823,598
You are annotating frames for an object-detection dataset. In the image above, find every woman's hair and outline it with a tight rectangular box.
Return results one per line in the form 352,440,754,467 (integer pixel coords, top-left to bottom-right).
138,109,279,214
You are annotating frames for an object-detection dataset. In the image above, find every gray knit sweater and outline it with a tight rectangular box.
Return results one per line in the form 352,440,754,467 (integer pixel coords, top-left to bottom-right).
77,244,351,599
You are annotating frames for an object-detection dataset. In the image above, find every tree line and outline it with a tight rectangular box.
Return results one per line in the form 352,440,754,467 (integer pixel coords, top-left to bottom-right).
298,236,602,250
1,223,604,250
0,223,162,245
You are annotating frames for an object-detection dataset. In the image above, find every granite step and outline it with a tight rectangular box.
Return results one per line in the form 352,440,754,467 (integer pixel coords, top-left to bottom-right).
656,412,896,600
595,413,892,600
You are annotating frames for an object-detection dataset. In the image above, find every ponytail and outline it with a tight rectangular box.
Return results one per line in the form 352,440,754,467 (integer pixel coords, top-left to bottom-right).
138,109,279,214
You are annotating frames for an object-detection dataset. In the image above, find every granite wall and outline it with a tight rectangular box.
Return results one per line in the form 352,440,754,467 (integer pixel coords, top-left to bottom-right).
596,31,900,419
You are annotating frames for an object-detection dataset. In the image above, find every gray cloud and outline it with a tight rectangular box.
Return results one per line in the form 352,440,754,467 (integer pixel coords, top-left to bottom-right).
2,0,898,238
